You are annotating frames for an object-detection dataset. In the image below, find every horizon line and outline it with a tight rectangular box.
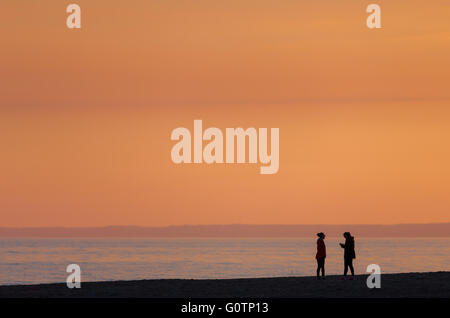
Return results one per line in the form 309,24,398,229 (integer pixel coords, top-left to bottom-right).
1,222,450,229
1,223,449,238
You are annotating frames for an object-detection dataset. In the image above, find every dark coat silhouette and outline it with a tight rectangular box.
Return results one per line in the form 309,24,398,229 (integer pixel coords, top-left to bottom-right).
316,238,326,259
340,233,356,277
341,235,356,259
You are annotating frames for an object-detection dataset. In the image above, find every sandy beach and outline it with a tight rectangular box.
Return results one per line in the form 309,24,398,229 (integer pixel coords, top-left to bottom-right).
0,271,448,298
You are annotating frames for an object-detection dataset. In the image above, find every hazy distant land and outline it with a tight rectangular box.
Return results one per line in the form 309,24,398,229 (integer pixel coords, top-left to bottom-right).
1,272,449,298
0,223,449,237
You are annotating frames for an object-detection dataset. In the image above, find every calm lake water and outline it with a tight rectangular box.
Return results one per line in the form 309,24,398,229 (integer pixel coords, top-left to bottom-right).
0,238,449,285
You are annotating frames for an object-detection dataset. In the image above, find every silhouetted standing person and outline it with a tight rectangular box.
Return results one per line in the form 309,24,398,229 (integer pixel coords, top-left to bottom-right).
340,232,355,280
315,232,326,279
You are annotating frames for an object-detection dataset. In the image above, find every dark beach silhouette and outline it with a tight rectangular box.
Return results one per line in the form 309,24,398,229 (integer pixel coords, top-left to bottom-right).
1,272,449,297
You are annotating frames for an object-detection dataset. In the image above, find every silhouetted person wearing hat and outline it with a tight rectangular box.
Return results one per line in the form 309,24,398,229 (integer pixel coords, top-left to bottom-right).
315,232,326,279
340,232,355,279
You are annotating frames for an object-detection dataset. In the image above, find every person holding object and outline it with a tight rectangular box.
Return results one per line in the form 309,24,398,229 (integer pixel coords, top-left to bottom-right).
315,232,326,279
340,232,356,280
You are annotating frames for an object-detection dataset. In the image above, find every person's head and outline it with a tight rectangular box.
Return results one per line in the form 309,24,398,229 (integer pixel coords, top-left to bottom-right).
343,232,351,239
317,232,325,239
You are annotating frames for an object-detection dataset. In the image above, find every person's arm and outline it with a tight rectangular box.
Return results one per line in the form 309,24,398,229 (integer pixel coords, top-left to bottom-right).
339,243,345,248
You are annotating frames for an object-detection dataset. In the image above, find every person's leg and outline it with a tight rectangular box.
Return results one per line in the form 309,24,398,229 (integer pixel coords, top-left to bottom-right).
344,258,349,276
349,258,355,276
316,259,321,277
321,258,325,277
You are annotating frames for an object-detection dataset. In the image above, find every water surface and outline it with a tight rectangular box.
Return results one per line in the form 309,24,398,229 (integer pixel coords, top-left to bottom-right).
0,238,449,285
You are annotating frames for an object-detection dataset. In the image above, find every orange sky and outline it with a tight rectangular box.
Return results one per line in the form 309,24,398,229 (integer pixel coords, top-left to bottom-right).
1,1,449,227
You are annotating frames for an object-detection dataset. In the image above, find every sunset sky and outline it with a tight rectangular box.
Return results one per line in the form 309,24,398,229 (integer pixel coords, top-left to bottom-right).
1,0,449,227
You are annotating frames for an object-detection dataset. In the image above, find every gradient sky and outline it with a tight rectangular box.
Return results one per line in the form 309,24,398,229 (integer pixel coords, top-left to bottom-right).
1,1,449,227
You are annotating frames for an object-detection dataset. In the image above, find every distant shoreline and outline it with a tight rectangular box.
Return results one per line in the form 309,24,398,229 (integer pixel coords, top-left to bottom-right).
1,271,449,298
1,223,450,238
